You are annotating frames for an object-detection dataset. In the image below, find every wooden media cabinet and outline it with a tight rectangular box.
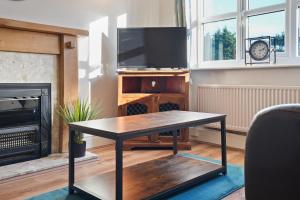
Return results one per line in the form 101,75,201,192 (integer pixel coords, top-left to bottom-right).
117,70,191,150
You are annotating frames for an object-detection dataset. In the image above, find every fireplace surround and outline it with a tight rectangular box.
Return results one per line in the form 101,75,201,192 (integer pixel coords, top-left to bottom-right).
0,83,51,166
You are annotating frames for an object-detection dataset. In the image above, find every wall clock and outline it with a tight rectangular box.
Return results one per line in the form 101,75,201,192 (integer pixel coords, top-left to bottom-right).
245,36,276,65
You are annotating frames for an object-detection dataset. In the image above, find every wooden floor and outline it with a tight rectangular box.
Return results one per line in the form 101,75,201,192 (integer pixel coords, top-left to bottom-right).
0,141,245,200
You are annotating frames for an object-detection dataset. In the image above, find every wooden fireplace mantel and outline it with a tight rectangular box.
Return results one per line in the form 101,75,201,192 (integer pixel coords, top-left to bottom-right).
0,18,88,152
0,18,88,36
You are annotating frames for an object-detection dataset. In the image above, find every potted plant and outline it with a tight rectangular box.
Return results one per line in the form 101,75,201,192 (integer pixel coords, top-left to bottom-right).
58,99,98,158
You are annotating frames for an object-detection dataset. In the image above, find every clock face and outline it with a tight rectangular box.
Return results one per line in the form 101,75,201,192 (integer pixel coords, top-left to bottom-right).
249,40,270,61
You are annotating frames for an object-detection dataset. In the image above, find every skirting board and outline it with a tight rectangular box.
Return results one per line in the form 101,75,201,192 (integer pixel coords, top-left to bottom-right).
189,127,246,150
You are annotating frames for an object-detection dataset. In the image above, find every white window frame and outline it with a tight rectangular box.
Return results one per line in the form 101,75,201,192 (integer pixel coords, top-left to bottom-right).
244,3,287,56
295,0,300,57
197,0,300,68
198,0,239,67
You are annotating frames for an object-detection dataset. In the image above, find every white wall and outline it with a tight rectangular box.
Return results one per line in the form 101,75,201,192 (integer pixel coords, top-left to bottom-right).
0,0,107,30
159,0,176,27
0,0,160,30
87,0,160,119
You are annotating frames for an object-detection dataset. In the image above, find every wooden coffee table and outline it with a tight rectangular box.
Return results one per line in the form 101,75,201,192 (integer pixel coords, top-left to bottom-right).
68,111,227,200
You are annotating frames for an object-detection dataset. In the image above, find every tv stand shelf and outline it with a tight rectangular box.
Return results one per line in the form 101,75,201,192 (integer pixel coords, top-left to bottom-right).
118,70,190,150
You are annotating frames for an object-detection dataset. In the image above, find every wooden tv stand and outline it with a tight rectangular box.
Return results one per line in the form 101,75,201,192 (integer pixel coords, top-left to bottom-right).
117,70,191,150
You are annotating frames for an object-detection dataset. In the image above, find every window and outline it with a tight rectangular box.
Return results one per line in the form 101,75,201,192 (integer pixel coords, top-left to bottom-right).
245,0,286,53
248,0,285,10
197,0,300,66
203,19,237,61
203,0,236,17
200,0,237,62
247,11,285,52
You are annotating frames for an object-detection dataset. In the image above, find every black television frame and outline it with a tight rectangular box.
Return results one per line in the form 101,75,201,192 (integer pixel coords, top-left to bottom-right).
117,27,187,69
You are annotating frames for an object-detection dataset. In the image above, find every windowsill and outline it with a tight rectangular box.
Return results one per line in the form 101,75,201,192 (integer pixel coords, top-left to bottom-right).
190,63,300,71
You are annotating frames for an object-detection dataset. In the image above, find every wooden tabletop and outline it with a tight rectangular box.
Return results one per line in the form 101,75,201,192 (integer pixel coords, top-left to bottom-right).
69,111,226,140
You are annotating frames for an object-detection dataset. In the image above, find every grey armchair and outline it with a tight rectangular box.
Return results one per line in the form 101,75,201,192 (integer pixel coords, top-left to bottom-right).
245,104,300,200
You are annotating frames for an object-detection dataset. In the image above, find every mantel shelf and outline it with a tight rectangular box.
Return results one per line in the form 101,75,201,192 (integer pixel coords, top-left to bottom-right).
0,18,88,36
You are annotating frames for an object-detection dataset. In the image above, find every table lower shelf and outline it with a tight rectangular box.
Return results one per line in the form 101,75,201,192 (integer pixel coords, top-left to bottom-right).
73,154,225,200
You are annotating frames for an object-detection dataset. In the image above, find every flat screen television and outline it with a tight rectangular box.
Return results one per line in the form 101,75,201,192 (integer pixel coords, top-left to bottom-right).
117,27,187,69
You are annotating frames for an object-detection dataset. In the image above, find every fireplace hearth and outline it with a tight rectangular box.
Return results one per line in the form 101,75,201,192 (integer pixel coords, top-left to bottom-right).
0,84,51,166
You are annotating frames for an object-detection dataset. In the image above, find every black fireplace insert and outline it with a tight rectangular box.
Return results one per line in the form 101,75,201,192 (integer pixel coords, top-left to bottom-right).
0,84,51,166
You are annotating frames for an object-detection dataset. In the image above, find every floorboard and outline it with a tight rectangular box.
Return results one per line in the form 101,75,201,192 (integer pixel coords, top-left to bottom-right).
0,141,245,200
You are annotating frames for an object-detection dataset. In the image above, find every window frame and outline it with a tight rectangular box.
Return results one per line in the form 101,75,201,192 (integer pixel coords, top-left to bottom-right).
244,3,287,56
295,0,300,57
196,0,300,68
198,0,239,66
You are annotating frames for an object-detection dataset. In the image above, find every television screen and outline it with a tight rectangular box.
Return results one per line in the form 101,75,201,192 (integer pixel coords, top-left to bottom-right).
117,27,187,68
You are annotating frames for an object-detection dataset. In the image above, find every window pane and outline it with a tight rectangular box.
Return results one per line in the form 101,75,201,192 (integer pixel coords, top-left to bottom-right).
248,11,285,52
203,19,237,61
248,0,285,10
203,0,236,17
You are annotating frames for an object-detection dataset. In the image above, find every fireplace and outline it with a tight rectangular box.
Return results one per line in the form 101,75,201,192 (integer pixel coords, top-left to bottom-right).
0,84,51,166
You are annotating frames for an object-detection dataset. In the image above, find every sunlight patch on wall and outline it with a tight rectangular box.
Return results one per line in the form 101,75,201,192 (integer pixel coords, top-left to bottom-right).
89,67,102,79
117,13,127,28
89,16,109,69
78,68,86,79
78,36,89,62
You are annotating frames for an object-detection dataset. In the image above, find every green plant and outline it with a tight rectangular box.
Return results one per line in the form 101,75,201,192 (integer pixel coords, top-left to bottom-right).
58,99,98,144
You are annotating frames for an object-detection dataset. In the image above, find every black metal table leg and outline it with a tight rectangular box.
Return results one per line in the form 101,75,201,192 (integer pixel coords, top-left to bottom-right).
116,138,123,200
173,130,178,155
221,119,227,175
69,129,75,194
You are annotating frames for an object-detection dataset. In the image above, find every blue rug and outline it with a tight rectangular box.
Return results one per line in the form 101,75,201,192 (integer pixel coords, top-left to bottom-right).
27,154,244,200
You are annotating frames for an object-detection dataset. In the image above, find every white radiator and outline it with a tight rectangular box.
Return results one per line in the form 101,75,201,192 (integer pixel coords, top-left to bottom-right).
197,85,300,133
